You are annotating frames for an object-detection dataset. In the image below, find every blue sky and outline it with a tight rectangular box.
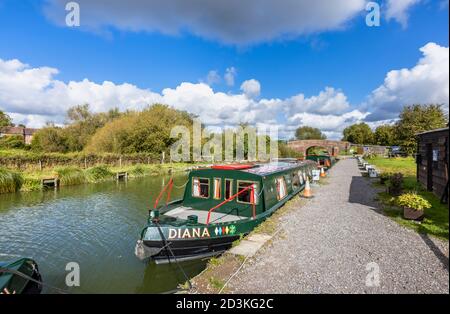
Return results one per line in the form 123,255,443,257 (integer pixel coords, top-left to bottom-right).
0,0,448,139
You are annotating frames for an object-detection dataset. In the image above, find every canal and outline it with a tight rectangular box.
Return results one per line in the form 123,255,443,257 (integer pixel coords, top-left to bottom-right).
0,173,208,293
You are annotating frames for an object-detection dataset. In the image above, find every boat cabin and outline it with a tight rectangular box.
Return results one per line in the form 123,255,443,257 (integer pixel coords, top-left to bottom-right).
160,161,316,225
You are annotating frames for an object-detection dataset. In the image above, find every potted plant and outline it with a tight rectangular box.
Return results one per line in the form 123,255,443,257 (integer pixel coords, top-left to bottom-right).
396,193,431,221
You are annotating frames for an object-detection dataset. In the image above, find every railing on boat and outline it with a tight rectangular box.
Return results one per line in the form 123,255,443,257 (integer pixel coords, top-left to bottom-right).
206,184,256,225
153,178,174,209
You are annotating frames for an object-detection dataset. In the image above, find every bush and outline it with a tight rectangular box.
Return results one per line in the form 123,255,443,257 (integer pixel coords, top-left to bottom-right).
129,165,146,176
0,167,23,193
85,104,194,154
388,173,403,196
31,127,68,153
0,135,26,149
396,193,431,211
379,172,391,185
85,165,113,182
54,166,86,186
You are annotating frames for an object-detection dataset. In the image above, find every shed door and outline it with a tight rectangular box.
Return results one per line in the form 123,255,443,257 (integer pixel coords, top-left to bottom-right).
426,143,433,191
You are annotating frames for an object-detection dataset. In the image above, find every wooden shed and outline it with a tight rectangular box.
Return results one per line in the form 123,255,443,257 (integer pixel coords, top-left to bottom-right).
416,127,449,203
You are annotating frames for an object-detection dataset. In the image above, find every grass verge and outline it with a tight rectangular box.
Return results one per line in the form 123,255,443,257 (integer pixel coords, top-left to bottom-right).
368,156,448,240
0,167,23,193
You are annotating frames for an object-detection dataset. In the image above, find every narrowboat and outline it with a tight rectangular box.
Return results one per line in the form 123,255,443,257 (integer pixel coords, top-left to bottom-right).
0,258,42,294
306,154,336,170
135,160,317,263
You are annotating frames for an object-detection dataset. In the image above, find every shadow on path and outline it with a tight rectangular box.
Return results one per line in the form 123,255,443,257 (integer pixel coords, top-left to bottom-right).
348,176,382,212
420,233,449,272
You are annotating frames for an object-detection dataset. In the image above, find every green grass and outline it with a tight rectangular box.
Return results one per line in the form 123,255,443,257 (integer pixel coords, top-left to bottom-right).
54,166,86,186
368,156,449,240
0,167,23,193
85,165,114,182
367,156,416,176
208,276,225,291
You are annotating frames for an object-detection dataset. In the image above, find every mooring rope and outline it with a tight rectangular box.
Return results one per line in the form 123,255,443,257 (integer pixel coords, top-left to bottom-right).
154,222,195,293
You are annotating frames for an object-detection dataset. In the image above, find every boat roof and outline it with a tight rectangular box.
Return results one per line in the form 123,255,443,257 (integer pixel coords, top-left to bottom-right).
192,161,313,177
242,162,307,176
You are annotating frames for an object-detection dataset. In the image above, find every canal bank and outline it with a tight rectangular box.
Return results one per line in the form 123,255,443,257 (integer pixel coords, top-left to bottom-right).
0,162,198,194
187,159,449,294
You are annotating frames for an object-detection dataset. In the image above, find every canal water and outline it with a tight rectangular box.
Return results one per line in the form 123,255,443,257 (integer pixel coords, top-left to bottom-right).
0,173,208,294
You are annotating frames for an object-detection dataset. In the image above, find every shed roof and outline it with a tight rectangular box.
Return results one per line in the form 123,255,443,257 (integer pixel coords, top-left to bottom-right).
416,127,449,136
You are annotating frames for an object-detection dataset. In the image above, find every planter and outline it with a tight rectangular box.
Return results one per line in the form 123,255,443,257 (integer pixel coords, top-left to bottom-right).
403,207,424,221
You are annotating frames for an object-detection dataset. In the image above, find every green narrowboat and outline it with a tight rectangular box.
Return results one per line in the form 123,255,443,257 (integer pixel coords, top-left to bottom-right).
0,258,42,294
306,154,336,170
135,160,317,263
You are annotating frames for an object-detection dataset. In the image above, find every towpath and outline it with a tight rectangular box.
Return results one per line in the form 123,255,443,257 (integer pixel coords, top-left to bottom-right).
228,158,449,293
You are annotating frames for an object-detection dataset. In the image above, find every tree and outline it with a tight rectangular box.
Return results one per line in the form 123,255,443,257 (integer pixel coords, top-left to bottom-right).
0,110,12,127
64,104,122,151
295,126,327,140
85,104,194,154
31,127,68,153
395,104,448,154
342,122,374,144
374,124,396,146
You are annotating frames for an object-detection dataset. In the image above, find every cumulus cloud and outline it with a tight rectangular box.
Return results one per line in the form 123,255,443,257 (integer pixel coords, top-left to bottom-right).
365,42,449,121
4,42,446,139
43,0,366,45
240,79,261,98
0,57,362,138
288,110,368,137
385,0,421,28
284,87,351,116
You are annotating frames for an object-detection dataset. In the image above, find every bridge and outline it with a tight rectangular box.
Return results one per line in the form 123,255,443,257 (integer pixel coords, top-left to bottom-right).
287,139,352,157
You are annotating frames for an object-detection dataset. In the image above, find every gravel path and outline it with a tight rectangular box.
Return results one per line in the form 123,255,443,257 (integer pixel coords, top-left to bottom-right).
228,158,449,294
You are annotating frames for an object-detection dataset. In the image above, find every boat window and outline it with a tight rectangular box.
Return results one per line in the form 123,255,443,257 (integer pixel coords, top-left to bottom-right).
237,181,258,204
225,179,233,200
276,177,287,200
192,177,209,198
292,172,300,189
213,178,221,199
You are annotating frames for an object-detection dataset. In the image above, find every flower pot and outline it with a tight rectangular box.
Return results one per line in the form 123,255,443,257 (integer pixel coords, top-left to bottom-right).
403,207,424,221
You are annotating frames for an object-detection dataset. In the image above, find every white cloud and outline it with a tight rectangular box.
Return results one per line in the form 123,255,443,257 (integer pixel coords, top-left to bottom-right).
5,42,446,141
284,87,351,116
224,67,237,86
43,0,366,45
240,79,261,98
385,0,421,28
288,110,368,135
365,42,449,121
0,57,364,139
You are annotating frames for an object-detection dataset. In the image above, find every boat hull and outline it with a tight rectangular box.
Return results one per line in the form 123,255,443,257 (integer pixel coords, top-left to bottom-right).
137,235,240,264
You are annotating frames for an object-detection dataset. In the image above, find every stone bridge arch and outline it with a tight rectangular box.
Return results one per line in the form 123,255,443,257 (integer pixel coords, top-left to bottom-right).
287,140,351,157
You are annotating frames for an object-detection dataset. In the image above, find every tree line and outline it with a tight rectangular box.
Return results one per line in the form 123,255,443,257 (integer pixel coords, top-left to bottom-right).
341,104,448,154
2,103,447,156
